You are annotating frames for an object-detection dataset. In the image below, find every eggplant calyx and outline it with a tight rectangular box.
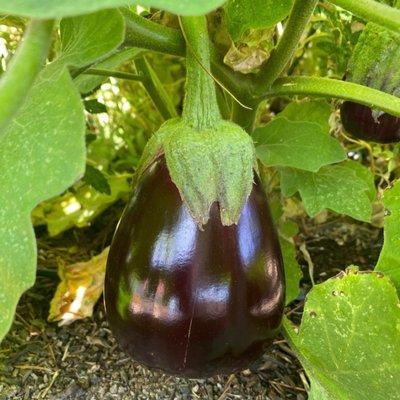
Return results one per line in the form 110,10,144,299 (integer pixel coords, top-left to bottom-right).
135,118,256,227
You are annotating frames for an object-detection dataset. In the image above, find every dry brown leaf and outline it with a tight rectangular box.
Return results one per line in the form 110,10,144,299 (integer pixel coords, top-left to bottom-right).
48,247,109,326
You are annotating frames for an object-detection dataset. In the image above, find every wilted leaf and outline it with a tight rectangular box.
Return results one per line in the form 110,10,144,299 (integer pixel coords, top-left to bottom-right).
32,174,131,236
49,247,109,325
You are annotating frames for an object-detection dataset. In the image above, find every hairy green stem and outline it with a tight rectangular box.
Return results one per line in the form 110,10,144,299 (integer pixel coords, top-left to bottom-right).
0,19,54,134
329,0,400,32
135,56,178,120
266,76,400,116
255,0,318,92
180,16,221,129
123,10,185,57
231,101,258,133
122,12,256,110
84,68,144,82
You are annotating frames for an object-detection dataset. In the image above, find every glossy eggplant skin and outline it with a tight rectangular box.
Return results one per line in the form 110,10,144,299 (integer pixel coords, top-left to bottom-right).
341,101,400,143
104,158,285,378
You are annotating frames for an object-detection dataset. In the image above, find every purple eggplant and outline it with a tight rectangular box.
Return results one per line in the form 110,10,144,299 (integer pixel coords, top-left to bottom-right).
341,101,400,143
104,157,285,378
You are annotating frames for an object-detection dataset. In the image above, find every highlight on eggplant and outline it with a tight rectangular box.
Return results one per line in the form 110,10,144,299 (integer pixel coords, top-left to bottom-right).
340,101,400,143
104,157,285,378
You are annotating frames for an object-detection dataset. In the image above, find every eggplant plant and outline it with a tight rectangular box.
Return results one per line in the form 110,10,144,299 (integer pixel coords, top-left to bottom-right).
1,0,400,398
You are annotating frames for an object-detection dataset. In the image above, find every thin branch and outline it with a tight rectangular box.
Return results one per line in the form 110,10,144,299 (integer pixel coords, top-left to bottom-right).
134,56,178,120
0,19,54,133
329,0,400,32
265,76,400,116
255,0,318,92
83,68,145,82
122,11,257,106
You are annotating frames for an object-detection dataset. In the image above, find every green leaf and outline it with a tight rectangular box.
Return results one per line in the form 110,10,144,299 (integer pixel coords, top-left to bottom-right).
33,175,130,236
285,268,400,400
376,181,400,291
84,99,107,114
279,100,333,133
344,161,376,202
224,0,293,41
280,162,373,222
0,66,86,342
280,238,301,304
60,9,125,67
0,0,226,18
0,8,129,344
254,117,346,172
75,48,142,94
0,19,54,134
83,165,111,195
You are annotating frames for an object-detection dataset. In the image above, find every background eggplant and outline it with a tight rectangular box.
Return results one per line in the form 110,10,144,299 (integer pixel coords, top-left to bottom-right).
340,101,400,143
104,157,285,378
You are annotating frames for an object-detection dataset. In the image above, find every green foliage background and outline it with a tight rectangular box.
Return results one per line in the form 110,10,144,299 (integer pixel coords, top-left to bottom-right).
1,2,400,398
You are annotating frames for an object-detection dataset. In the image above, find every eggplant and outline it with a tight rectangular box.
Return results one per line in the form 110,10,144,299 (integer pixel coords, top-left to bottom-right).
104,157,285,378
340,101,400,144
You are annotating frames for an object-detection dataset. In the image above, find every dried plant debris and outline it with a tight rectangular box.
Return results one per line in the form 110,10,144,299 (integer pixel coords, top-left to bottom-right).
48,247,109,326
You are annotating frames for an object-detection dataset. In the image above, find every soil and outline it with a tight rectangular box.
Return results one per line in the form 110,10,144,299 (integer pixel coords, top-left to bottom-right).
0,208,382,400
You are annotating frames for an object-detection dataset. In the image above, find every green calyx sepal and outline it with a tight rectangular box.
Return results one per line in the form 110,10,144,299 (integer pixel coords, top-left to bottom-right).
136,118,256,227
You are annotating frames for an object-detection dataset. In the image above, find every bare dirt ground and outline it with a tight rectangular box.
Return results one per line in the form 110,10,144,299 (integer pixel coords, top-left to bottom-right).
0,209,381,400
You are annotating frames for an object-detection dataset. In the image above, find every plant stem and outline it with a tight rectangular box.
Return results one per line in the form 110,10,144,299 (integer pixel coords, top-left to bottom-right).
329,0,400,32
255,0,318,92
122,12,257,110
180,16,221,130
265,76,400,116
231,101,259,133
83,68,145,82
0,19,54,134
123,10,185,57
135,56,178,120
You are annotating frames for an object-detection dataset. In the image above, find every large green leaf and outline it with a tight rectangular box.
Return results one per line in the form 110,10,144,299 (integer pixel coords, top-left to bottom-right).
60,9,125,67
0,10,126,342
285,268,400,399
280,161,374,222
376,181,400,291
254,117,345,172
0,0,226,18
0,66,85,342
279,100,333,133
224,0,293,41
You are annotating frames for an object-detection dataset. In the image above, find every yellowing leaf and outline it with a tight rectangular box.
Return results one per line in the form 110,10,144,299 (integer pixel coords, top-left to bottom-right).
48,247,109,325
